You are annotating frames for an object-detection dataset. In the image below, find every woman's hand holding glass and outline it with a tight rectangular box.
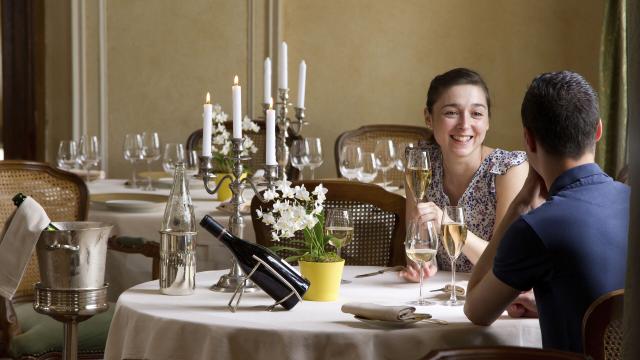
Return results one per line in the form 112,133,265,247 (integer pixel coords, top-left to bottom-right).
404,220,439,305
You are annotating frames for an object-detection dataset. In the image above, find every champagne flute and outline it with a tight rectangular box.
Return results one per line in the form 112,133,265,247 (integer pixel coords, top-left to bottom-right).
77,135,100,181
405,148,431,202
356,152,378,183
374,139,396,190
162,143,185,174
306,137,323,180
405,219,439,305
57,140,78,170
441,206,467,306
290,139,309,180
123,133,143,187
141,131,161,191
339,145,363,181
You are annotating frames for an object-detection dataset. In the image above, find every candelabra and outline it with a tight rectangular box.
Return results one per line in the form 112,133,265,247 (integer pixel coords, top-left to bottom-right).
198,138,279,292
274,88,308,179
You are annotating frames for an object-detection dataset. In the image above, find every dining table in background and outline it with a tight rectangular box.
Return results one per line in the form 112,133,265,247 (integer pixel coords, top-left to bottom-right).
104,267,542,360
87,178,256,301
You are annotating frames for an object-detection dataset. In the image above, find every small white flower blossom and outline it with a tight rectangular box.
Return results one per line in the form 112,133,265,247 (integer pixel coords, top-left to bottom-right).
294,186,311,201
313,184,328,203
256,208,263,218
263,189,279,201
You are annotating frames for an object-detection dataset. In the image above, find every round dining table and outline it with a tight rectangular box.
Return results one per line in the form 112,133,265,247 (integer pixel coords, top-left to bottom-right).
104,266,541,360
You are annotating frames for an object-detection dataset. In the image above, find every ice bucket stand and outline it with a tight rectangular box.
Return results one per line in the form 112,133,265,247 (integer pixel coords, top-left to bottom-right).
33,283,109,360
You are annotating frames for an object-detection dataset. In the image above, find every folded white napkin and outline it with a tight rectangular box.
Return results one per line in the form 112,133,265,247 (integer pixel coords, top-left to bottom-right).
341,302,416,321
0,197,51,299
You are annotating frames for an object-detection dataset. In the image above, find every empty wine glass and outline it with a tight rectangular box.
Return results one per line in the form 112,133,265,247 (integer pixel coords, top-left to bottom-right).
77,135,100,181
123,133,143,187
374,139,396,190
185,150,199,177
356,152,378,183
141,131,161,191
339,145,363,181
290,139,309,180
405,219,439,305
395,141,415,172
306,137,323,180
441,206,467,306
162,143,185,174
57,140,77,170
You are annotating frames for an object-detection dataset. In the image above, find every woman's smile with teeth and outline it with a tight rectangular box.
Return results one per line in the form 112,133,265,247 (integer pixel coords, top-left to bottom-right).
451,135,473,143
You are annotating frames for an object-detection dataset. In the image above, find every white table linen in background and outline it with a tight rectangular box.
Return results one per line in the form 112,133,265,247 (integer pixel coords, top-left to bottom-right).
104,267,542,360
87,179,256,300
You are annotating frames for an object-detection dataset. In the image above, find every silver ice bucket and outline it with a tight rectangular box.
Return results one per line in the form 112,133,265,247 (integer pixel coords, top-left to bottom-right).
36,222,113,290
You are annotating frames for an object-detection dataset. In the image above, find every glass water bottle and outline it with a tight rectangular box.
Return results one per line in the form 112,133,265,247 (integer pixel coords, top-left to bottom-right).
159,163,197,295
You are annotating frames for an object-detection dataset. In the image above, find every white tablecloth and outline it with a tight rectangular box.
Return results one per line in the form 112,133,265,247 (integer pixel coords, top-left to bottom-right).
104,267,542,360
87,179,256,300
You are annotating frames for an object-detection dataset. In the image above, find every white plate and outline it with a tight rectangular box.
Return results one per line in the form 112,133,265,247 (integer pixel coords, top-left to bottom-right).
90,193,168,213
353,314,428,328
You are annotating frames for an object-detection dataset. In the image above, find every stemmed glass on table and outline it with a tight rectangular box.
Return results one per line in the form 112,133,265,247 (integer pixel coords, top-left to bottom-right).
290,139,309,180
339,145,363,181
123,133,144,187
324,208,353,284
374,139,396,190
57,140,78,170
184,150,199,178
306,137,323,180
356,152,378,183
162,143,186,174
441,206,467,306
405,219,439,305
141,131,161,191
77,135,100,182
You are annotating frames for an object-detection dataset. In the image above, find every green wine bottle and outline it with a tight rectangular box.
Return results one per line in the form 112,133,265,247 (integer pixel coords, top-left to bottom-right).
12,193,59,231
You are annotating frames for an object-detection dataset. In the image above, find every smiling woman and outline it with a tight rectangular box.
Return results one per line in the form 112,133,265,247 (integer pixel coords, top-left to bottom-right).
402,68,529,282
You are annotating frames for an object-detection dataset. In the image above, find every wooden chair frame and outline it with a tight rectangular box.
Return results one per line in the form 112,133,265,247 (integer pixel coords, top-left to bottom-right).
582,289,624,360
334,124,433,178
251,179,407,266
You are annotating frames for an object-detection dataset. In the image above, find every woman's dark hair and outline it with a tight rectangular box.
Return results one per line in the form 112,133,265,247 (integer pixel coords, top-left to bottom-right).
425,68,491,116
521,71,599,158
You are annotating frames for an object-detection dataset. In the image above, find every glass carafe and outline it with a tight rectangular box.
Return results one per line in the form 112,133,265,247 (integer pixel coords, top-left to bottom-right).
159,162,197,295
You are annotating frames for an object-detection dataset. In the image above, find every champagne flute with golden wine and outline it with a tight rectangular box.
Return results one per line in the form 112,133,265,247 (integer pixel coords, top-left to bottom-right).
441,206,467,306
405,148,437,236
405,219,439,305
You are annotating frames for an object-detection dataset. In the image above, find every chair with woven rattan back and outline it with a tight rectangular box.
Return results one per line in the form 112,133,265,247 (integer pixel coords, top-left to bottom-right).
422,346,586,359
334,124,433,186
251,180,406,266
0,160,159,360
186,120,267,172
582,289,624,360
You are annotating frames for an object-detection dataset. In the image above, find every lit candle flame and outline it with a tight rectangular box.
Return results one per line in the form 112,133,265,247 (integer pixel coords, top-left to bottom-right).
234,75,239,86
206,92,211,104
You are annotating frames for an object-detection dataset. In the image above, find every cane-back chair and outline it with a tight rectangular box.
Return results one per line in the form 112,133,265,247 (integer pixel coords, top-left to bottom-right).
0,161,159,360
422,346,585,360
582,289,624,360
251,180,406,266
335,124,433,186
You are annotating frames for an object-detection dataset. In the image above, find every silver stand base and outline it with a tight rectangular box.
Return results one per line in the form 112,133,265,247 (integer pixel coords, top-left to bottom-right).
210,272,259,293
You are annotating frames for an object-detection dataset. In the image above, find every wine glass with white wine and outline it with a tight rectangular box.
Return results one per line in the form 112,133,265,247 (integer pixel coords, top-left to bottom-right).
441,206,467,306
325,208,353,284
405,219,439,305
405,148,431,202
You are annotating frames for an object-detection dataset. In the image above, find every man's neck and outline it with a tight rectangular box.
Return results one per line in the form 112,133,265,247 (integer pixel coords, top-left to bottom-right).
539,152,596,190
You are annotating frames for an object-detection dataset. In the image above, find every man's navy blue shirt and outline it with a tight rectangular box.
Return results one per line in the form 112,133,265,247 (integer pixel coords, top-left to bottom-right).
493,163,629,352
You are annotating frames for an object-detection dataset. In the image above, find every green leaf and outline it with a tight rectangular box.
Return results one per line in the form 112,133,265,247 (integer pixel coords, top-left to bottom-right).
269,245,304,253
284,255,303,263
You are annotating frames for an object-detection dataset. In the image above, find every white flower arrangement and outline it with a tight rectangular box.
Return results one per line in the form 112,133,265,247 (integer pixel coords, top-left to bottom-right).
256,179,337,262
210,104,260,171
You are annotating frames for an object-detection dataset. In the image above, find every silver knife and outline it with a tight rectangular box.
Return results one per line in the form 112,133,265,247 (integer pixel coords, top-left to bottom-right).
354,266,404,278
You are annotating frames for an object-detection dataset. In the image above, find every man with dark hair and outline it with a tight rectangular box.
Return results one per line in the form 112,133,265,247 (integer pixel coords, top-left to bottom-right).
464,71,629,353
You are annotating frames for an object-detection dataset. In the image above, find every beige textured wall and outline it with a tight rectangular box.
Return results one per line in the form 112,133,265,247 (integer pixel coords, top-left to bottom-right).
44,1,604,179
285,0,604,178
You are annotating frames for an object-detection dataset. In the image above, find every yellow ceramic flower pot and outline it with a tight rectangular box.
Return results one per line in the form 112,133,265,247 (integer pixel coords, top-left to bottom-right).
214,172,247,202
299,259,345,301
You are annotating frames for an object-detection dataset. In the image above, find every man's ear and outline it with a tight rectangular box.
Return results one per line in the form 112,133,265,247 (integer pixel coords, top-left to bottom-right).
424,108,432,129
595,119,603,142
523,127,536,153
